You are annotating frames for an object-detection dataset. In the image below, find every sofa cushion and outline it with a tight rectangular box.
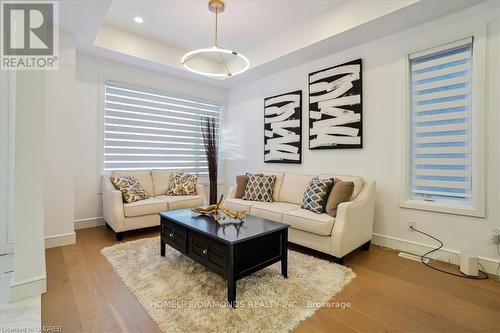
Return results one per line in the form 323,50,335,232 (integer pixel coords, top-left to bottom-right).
110,176,148,203
123,197,168,217
151,170,177,196
279,173,315,205
262,172,284,202
283,209,335,236
250,202,301,222
111,170,154,197
224,198,261,213
318,174,364,200
157,195,205,211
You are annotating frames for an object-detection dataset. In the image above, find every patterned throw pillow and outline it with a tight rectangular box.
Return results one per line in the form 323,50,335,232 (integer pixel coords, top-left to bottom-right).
166,172,198,196
243,173,276,202
302,178,334,214
110,176,148,203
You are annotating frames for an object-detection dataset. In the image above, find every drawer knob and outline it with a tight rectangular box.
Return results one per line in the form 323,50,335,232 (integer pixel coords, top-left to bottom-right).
169,233,174,238
202,249,208,255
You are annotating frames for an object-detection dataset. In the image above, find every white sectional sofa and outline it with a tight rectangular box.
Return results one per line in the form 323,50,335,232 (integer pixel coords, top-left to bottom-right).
102,170,207,240
224,172,376,263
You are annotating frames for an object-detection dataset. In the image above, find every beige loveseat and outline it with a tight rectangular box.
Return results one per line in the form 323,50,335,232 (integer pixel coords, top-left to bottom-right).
102,170,207,240
224,172,375,263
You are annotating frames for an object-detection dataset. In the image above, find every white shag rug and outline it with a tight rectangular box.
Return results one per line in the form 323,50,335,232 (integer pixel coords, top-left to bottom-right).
101,237,355,333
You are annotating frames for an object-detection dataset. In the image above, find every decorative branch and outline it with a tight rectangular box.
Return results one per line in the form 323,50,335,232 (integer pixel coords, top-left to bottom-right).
201,114,218,204
192,195,245,222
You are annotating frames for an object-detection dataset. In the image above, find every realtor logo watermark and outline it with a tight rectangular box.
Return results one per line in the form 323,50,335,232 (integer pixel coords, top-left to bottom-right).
1,1,59,70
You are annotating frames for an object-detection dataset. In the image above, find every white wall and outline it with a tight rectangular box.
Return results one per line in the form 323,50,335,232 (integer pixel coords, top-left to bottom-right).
43,32,76,246
225,2,500,262
74,53,227,225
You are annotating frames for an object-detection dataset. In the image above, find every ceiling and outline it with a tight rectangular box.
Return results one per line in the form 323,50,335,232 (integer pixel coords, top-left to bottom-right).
59,0,485,89
104,0,345,54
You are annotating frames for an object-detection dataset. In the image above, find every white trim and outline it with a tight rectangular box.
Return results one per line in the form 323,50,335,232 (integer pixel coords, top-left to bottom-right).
44,232,76,249
9,275,46,303
372,233,500,275
0,70,15,254
400,25,486,217
74,216,105,230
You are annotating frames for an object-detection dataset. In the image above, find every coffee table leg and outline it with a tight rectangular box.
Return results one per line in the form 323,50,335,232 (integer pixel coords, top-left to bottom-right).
228,275,236,308
227,245,236,308
281,229,288,278
160,239,165,257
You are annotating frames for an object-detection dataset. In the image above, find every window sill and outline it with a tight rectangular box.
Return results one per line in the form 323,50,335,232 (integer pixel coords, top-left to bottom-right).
399,199,485,218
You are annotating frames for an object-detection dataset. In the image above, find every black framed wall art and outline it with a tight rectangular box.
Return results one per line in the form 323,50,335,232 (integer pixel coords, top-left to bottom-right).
264,90,302,164
308,58,362,149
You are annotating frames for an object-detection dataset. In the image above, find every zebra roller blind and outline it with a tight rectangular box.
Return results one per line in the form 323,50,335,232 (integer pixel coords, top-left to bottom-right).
104,81,221,174
409,37,473,204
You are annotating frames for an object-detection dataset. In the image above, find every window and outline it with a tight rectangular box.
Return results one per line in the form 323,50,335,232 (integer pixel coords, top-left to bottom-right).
104,81,221,176
402,36,485,217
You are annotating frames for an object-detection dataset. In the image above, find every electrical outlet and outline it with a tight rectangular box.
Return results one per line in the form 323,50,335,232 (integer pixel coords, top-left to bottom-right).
408,221,416,231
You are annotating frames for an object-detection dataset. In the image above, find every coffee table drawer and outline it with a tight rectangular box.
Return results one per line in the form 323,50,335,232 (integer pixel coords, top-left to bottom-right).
162,219,187,254
189,233,227,277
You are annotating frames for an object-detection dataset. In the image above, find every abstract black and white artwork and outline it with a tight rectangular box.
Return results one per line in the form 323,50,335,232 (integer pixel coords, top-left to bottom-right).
264,90,302,164
308,58,362,149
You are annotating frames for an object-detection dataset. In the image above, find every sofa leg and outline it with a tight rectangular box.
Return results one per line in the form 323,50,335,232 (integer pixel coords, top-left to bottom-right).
333,256,344,265
105,223,111,230
116,232,124,241
361,240,371,251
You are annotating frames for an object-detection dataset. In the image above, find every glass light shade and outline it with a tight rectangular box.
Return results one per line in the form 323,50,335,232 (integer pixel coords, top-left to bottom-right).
181,46,249,78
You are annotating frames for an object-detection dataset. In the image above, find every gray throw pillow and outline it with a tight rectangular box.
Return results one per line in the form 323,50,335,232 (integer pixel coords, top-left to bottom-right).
242,173,276,202
302,178,334,214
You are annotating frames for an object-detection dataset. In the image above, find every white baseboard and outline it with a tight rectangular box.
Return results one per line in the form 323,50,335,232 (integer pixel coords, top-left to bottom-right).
44,232,76,249
74,216,105,230
372,233,500,275
9,274,46,302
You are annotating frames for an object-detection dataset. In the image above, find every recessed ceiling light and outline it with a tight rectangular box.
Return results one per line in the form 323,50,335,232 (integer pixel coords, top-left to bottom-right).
134,16,143,24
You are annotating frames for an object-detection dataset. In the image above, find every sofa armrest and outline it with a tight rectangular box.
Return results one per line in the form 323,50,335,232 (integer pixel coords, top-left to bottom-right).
196,184,208,205
226,186,237,200
101,175,126,232
331,180,376,258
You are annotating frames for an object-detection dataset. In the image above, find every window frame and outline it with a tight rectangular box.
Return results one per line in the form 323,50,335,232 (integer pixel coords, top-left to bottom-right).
97,75,225,187
400,28,486,218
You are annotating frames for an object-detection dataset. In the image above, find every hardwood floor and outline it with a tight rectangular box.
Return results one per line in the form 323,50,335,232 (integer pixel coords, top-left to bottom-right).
42,226,500,332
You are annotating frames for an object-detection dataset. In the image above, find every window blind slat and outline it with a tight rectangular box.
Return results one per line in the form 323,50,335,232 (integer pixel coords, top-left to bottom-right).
414,168,467,177
414,123,468,134
413,88,468,102
415,146,468,154
415,110,468,122
412,76,468,91
412,63,469,81
413,180,469,189
414,134,468,144
411,50,470,71
415,99,467,113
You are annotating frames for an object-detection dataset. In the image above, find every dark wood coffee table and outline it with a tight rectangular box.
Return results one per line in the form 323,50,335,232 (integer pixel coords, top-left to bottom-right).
160,209,288,308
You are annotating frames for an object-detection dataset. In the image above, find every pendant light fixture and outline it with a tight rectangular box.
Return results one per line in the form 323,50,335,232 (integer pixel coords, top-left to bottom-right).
181,0,249,78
